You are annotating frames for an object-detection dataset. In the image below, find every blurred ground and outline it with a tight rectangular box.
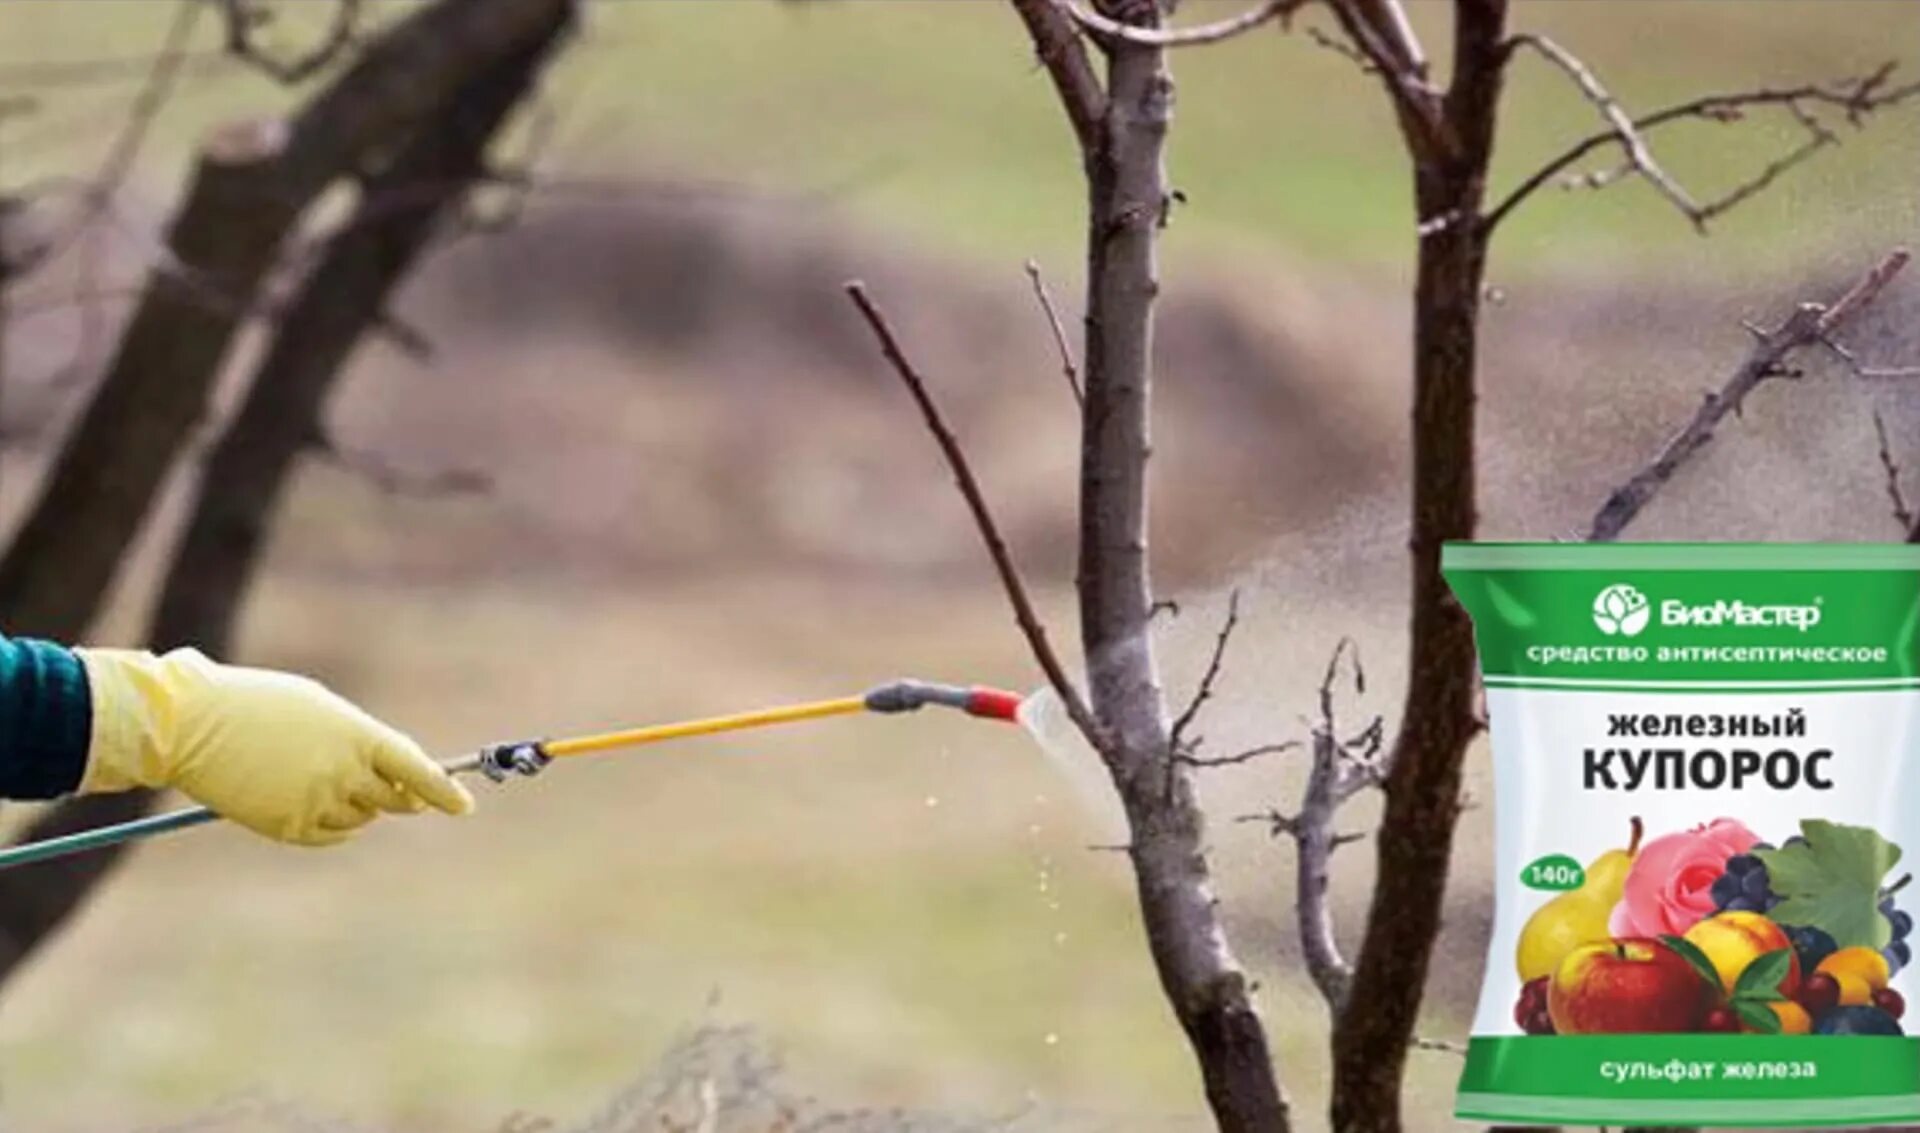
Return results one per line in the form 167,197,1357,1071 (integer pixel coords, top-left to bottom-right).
2,2,1919,1131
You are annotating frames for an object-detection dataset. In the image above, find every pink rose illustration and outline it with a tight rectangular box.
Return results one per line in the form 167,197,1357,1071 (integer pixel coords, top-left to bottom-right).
1609,818,1761,938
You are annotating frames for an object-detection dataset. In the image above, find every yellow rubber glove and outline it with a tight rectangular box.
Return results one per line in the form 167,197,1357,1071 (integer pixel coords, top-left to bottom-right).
75,648,474,846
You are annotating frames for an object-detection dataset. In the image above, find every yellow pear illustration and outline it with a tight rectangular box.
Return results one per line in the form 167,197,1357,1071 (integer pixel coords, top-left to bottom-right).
1515,817,1643,982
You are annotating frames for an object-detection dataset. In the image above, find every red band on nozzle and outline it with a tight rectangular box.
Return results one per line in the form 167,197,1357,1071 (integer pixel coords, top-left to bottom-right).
964,688,1024,721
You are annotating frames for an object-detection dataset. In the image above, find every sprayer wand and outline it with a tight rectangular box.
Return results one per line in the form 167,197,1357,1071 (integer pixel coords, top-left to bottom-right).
0,679,1025,873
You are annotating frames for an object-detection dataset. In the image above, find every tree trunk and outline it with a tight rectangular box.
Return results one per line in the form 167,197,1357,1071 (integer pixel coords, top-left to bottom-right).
0,0,574,989
0,129,294,639
1079,28,1292,1133
1331,4,1508,1131
1329,197,1485,1133
0,0,572,642
149,22,568,654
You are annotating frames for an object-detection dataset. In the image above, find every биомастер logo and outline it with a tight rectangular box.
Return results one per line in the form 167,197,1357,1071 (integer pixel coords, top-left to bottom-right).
1589,584,1823,637
1592,583,1651,637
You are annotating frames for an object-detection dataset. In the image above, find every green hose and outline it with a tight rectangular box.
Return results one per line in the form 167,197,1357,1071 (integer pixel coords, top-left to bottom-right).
0,807,221,870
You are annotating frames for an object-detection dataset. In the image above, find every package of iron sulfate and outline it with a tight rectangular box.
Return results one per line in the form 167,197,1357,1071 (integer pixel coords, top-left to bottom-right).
1444,542,1920,1127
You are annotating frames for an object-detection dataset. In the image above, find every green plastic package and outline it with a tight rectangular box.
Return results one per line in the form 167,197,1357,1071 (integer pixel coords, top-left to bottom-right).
1444,542,1920,1126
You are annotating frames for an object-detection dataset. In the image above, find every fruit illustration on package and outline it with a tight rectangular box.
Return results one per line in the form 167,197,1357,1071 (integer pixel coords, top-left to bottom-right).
1815,1005,1904,1036
1817,946,1892,1008
1763,999,1814,1035
1682,911,1801,998
1512,976,1554,1035
1547,938,1712,1034
1507,817,1912,1038
1516,817,1643,982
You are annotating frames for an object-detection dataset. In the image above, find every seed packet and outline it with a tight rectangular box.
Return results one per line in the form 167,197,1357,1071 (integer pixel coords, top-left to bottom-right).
1444,542,1920,1127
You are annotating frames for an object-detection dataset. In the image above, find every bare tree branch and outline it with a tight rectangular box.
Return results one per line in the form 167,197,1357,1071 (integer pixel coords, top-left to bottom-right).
1504,34,1704,232
1484,64,1920,233
1169,589,1239,760
845,281,1103,750
1243,638,1389,1013
1821,333,1920,380
4,0,201,395
316,437,494,498
1689,102,1834,229
1586,248,1910,542
1062,0,1298,47
147,21,557,663
1023,259,1083,407
1305,25,1376,73
95,2,201,200
1181,741,1299,769
220,0,363,84
1322,0,1445,156
0,0,574,640
1005,0,1105,159
1874,410,1914,533
1331,4,1510,1129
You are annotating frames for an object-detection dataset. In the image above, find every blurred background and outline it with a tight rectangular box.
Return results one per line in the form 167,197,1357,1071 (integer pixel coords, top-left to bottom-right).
1,2,1918,1129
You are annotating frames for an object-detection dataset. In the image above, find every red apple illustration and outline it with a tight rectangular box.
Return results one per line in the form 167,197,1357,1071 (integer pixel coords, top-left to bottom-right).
1548,937,1712,1035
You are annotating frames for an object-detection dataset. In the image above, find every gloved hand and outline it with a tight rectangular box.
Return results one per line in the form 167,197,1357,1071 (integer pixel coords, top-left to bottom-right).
75,648,474,846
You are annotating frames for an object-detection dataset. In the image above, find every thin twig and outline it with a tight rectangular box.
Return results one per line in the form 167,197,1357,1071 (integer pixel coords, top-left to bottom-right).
845,281,1105,751
1690,101,1835,227
1005,0,1106,159
1181,741,1300,770
1821,334,1920,380
27,0,199,388
1323,0,1444,151
1485,64,1920,233
1504,34,1704,232
1023,260,1082,407
1169,589,1240,760
1063,0,1298,47
221,0,362,84
314,438,491,499
96,1,201,194
1586,248,1911,542
1875,411,1915,533
1305,26,1374,73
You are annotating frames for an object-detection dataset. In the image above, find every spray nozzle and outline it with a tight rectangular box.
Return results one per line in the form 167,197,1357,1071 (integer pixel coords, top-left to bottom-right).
863,679,1024,722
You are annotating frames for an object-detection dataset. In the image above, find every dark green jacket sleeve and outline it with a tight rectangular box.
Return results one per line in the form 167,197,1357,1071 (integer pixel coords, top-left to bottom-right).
0,636,91,798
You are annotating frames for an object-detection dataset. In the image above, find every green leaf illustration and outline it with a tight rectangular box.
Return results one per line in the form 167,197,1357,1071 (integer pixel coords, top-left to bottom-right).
1661,934,1724,993
1754,820,1903,949
1733,999,1782,1035
1730,948,1793,1003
